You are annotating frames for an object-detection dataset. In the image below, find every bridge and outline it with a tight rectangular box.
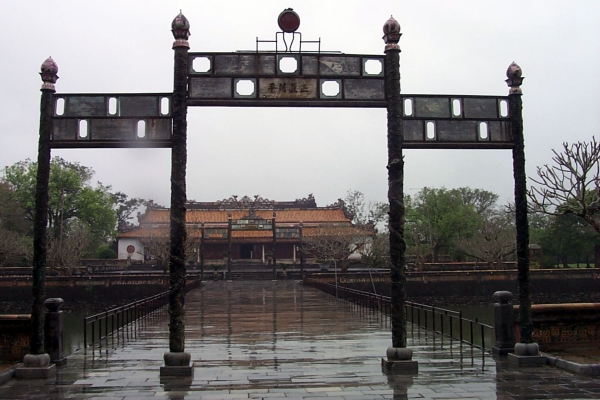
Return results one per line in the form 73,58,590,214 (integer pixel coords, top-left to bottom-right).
2,281,599,398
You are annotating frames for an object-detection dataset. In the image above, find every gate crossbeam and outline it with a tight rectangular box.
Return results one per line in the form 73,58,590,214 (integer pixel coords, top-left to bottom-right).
50,93,172,149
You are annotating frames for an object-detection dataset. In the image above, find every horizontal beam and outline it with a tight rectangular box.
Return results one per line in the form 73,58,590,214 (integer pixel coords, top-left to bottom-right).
186,99,387,108
49,140,172,149
401,142,514,150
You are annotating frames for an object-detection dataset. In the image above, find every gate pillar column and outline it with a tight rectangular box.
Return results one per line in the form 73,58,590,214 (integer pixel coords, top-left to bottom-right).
381,15,417,374
15,57,58,380
161,11,192,378
506,63,545,366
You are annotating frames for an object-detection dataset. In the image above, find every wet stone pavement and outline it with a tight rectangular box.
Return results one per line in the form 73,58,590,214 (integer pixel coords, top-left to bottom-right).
2,280,600,399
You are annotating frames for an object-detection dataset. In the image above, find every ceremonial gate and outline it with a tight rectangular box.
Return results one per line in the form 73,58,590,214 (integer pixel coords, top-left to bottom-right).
28,9,533,376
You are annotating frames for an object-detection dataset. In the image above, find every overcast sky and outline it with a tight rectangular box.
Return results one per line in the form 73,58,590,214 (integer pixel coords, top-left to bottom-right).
1,0,599,209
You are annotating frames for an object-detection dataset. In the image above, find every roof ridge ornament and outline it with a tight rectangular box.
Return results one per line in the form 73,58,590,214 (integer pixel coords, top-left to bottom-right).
216,195,275,209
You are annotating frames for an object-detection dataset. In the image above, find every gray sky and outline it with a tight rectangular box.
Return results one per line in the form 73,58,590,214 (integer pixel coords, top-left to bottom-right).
1,0,599,209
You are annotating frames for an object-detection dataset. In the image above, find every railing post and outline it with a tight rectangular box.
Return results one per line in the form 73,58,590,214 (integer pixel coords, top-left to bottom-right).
84,319,88,350
459,310,463,351
111,311,115,347
440,312,444,345
481,324,485,351
432,306,436,337
104,310,108,346
470,321,474,353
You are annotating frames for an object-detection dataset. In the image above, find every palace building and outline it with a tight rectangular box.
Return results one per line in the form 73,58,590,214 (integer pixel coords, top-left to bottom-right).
117,195,367,266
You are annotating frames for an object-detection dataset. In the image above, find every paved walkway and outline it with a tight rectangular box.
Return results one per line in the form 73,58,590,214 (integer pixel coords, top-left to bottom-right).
2,281,600,399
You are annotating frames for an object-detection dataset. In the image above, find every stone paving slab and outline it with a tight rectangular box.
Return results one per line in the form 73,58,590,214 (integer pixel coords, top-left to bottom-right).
2,281,600,399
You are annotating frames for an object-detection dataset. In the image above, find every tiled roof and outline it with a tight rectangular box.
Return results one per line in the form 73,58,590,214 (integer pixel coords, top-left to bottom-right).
139,208,350,224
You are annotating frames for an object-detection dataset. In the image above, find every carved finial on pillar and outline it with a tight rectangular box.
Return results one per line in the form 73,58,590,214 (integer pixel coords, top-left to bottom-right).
40,57,58,91
506,62,524,94
171,11,190,48
383,15,401,52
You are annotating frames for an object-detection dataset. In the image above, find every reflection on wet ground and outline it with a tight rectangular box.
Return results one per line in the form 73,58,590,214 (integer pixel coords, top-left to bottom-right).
2,280,600,399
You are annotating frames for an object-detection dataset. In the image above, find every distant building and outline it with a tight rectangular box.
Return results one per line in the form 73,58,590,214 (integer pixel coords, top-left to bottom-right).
117,195,365,266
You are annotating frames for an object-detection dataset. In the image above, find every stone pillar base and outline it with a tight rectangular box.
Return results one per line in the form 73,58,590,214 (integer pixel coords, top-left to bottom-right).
508,353,547,366
14,354,56,379
160,351,193,377
508,342,546,366
381,347,418,374
381,358,419,373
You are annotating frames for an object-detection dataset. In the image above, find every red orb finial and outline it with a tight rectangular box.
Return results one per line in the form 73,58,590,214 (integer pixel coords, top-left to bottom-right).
278,8,300,33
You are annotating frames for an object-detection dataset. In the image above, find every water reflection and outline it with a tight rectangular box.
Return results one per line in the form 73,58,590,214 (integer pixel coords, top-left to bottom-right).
62,310,89,356
385,373,414,400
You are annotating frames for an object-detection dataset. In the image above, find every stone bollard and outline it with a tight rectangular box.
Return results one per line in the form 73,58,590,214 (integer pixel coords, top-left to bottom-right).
44,298,67,365
492,291,515,356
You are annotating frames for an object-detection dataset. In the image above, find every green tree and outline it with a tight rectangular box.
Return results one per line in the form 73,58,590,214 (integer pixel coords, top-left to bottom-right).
405,187,498,264
405,187,498,262
0,182,32,266
113,191,146,229
2,157,117,269
538,213,595,268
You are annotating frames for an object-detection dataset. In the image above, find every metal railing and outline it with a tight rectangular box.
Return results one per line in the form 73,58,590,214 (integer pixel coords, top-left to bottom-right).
83,291,168,351
305,278,494,354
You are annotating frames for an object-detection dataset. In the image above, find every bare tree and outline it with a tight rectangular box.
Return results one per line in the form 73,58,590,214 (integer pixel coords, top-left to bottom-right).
47,220,92,275
529,138,600,265
529,137,600,231
140,229,199,273
140,232,170,272
404,222,432,271
344,189,389,229
455,212,516,268
359,232,390,269
302,226,372,272
0,230,31,267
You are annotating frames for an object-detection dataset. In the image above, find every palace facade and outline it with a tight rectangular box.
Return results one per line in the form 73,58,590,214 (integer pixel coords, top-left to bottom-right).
117,195,364,266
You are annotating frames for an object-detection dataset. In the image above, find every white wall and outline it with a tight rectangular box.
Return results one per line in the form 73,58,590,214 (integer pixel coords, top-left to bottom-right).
117,238,145,261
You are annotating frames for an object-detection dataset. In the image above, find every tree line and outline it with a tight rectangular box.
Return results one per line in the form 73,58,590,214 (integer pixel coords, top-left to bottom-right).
328,137,600,270
2,136,599,272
